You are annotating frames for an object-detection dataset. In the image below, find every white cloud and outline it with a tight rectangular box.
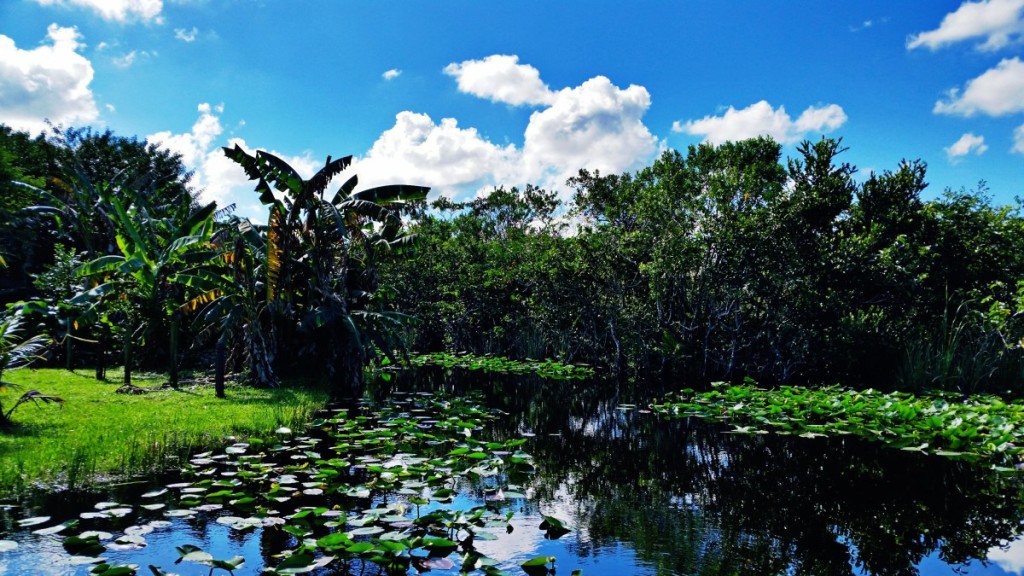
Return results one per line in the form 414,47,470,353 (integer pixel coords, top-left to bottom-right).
358,60,659,200
944,132,988,161
147,103,318,219
34,0,164,24
111,50,153,68
444,54,555,107
1013,123,1024,154
934,57,1024,116
147,102,224,169
382,68,401,80
990,537,1024,575
355,111,519,197
0,24,98,134
522,76,658,189
907,0,1024,51
174,27,199,42
673,100,847,145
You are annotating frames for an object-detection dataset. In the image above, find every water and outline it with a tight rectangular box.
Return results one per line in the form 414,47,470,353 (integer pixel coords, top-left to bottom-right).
2,367,1024,575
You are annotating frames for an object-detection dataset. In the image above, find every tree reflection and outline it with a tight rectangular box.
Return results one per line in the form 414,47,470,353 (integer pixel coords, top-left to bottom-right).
383,368,1024,576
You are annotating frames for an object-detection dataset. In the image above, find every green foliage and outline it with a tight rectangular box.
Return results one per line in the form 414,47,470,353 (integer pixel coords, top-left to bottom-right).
0,389,555,575
0,311,58,426
222,145,428,392
411,352,594,379
386,136,1024,392
653,382,1024,465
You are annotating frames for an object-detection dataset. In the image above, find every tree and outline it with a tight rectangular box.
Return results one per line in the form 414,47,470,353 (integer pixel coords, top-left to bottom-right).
222,145,428,393
73,196,217,387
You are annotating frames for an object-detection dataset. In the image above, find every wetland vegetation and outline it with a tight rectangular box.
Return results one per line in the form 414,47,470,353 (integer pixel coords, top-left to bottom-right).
3,122,1024,574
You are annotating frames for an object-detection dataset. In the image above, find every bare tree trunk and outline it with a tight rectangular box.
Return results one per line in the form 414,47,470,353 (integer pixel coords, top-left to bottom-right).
95,334,106,381
123,330,133,386
215,339,225,398
169,314,179,388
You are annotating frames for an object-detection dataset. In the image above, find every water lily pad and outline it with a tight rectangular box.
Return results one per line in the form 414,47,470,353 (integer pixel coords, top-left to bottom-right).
123,525,153,537
347,526,384,536
163,509,196,518
17,516,51,527
65,555,106,565
80,512,109,520
33,519,80,536
0,540,18,552
181,550,214,563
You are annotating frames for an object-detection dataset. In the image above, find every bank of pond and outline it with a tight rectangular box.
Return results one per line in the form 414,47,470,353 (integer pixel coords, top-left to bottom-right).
3,366,1024,575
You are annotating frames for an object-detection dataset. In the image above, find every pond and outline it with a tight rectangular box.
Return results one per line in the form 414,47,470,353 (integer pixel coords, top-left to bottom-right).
2,367,1024,576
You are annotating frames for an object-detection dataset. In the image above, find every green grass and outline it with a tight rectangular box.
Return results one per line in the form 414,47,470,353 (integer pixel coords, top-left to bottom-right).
0,368,329,495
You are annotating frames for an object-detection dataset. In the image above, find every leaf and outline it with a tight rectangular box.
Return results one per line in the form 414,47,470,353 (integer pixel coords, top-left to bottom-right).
521,556,554,567
210,556,245,570
33,519,79,535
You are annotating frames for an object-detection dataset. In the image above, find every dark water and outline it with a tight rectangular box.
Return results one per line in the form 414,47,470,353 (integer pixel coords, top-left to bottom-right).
3,368,1024,575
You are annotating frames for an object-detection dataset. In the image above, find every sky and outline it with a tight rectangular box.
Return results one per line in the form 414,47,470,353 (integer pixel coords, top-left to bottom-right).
1,0,1023,220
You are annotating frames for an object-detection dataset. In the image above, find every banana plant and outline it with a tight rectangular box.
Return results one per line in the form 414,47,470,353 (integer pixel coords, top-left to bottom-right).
222,144,428,393
73,195,217,387
0,311,60,428
173,218,278,391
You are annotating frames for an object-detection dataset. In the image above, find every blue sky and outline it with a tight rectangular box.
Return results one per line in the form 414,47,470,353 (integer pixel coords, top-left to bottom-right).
1,0,1023,219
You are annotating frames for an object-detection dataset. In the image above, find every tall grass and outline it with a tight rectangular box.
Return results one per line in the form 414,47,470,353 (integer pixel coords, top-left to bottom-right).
898,301,1022,394
0,368,327,495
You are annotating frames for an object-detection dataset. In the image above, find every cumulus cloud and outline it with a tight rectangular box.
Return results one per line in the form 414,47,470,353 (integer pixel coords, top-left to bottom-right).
907,0,1024,51
382,68,401,81
34,0,164,24
358,58,659,200
174,27,198,42
444,54,555,107
522,76,658,188
0,24,98,134
944,132,989,161
355,111,519,197
1013,123,1024,154
990,537,1024,575
934,57,1024,116
147,103,317,218
673,100,847,145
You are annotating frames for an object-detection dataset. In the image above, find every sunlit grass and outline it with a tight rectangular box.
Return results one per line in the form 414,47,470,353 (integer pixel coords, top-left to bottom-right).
0,368,329,495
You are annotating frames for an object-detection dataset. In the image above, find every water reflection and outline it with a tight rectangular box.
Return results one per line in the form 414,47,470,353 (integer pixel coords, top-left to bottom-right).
1,368,1023,575
383,367,1024,575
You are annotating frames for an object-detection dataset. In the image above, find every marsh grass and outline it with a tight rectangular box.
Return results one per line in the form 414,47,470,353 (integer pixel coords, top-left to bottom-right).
0,368,327,495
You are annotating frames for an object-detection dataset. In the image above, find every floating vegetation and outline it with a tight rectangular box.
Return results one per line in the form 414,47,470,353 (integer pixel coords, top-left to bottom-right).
652,382,1024,467
411,352,594,380
1,392,554,575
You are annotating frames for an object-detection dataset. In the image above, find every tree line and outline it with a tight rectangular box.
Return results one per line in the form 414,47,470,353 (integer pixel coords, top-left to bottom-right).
382,137,1024,393
3,124,1023,397
0,124,425,416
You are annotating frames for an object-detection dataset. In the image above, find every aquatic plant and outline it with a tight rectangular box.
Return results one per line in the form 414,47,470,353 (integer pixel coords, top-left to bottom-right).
652,382,1024,467
0,391,563,575
411,352,594,380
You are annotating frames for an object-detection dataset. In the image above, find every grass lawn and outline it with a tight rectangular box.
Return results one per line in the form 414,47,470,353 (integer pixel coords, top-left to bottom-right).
0,367,329,496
